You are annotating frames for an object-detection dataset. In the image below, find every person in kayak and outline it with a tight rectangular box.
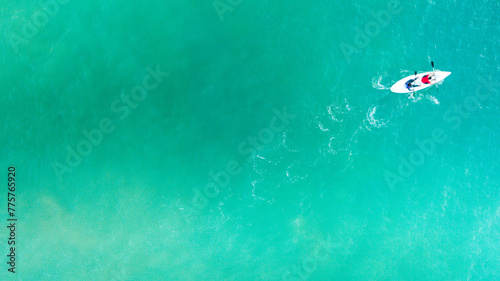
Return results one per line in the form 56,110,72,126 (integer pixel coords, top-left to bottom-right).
405,78,419,91
421,73,435,84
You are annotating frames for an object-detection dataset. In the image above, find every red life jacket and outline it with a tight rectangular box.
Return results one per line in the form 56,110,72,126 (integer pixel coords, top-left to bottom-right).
422,75,431,84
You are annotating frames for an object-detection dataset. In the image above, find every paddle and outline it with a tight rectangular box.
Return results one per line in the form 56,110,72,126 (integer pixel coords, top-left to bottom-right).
411,71,417,97
431,61,439,92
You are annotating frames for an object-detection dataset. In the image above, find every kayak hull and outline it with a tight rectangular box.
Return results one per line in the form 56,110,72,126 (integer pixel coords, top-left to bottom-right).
391,71,451,93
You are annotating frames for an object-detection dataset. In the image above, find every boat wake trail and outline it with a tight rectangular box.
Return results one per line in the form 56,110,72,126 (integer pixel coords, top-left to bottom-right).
426,95,440,105
372,75,391,90
366,105,388,128
364,94,412,130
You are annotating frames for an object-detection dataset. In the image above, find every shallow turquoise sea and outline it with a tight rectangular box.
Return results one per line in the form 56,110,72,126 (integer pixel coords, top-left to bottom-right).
1,0,499,280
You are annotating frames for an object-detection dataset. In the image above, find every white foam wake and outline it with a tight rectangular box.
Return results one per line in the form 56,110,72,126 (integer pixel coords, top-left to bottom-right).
366,105,388,128
372,76,390,90
426,95,440,105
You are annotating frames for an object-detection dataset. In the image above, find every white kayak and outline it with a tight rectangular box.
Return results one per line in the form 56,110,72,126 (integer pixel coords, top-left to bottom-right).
391,71,451,93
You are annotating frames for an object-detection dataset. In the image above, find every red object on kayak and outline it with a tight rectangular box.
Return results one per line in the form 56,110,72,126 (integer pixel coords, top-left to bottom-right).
422,75,431,84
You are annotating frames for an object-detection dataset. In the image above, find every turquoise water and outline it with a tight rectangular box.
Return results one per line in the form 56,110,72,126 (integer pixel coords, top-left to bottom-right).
1,0,499,280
